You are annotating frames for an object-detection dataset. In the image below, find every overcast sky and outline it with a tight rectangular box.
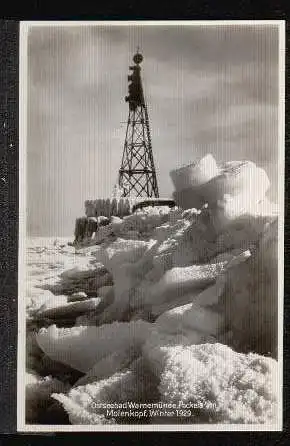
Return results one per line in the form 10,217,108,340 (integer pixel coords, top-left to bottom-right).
26,23,280,236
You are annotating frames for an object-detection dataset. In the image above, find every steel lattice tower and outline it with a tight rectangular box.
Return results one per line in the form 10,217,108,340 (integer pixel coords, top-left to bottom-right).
118,51,159,198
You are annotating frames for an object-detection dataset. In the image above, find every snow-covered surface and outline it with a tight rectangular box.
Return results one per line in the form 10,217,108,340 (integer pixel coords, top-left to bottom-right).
143,342,278,424
23,156,280,427
50,342,278,425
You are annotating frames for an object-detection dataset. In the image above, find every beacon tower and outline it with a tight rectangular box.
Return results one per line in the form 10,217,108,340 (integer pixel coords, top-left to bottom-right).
118,51,159,198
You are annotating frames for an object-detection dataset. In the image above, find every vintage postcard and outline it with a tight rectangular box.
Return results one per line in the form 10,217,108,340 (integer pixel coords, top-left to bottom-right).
18,20,285,431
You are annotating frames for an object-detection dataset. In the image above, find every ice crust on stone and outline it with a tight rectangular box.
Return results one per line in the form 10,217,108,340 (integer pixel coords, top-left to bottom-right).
67,291,88,302
36,320,152,373
36,298,102,320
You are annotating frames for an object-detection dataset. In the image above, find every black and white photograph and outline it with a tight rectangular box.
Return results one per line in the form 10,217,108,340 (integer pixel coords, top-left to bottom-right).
18,20,285,431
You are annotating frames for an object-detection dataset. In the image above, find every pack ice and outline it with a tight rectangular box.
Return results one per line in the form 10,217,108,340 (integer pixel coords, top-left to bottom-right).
25,155,280,425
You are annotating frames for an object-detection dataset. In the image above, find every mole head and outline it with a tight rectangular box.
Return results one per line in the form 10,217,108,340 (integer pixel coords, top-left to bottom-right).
133,53,143,64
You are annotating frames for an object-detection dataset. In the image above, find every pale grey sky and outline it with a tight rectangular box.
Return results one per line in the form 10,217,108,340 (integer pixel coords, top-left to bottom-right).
26,23,280,236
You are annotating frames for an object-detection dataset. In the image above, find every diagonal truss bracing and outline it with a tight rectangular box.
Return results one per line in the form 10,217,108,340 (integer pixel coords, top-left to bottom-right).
118,55,159,199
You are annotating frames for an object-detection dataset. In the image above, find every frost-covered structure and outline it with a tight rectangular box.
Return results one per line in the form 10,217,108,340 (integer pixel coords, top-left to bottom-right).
85,198,134,219
74,198,138,243
25,154,280,426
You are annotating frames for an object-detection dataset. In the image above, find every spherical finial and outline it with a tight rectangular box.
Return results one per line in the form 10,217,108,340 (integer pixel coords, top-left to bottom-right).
133,53,143,64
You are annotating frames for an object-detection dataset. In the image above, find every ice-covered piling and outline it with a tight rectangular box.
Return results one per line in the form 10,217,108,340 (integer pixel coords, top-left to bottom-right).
84,198,133,219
